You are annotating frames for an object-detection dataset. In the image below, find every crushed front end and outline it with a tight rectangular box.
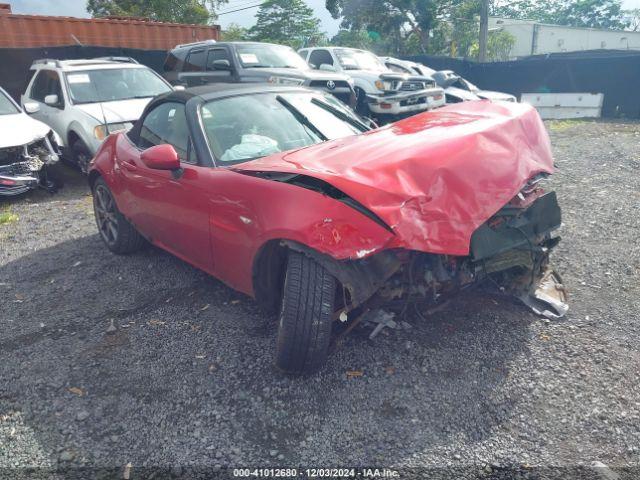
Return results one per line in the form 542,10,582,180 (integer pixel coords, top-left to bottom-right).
0,133,60,196
317,176,567,321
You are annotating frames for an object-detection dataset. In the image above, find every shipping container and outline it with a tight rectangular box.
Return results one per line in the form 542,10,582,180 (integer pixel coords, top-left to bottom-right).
0,4,220,50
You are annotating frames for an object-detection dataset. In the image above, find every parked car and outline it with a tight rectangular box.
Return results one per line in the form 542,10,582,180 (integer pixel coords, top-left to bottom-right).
88,83,566,374
381,57,517,104
163,40,356,107
21,57,174,172
432,70,517,103
298,47,445,118
0,86,60,196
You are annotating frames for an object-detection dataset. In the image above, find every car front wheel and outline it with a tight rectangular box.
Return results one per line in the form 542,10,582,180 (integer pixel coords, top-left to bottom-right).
276,251,337,374
72,139,93,174
92,178,145,254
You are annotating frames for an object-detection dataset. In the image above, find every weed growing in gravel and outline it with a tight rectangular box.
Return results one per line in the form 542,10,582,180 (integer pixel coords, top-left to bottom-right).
546,119,588,131
0,209,19,226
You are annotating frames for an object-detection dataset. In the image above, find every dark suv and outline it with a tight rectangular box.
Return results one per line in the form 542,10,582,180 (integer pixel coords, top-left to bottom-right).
163,41,356,107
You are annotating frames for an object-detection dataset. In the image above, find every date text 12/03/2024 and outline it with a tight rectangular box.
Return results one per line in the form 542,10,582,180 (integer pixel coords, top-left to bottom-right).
233,468,400,478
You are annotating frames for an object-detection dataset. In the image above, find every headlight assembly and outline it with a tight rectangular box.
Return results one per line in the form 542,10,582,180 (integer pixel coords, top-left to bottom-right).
267,76,305,86
94,122,133,140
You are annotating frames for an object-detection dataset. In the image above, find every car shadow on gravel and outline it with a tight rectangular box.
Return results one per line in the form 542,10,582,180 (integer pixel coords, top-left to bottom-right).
0,233,538,467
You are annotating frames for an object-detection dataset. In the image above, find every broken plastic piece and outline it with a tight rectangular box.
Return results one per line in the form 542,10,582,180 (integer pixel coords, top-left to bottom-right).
363,309,397,339
520,269,568,320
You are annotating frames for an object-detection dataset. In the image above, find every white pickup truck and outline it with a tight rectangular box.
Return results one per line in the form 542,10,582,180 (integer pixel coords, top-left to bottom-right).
298,47,445,119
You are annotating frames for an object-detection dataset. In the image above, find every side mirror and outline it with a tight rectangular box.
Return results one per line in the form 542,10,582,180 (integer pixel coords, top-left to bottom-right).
141,144,180,170
44,94,59,106
319,63,336,72
212,59,232,71
173,85,186,91
23,102,40,114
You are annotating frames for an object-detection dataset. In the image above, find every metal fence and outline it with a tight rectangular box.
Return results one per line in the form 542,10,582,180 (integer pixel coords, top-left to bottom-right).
405,50,640,118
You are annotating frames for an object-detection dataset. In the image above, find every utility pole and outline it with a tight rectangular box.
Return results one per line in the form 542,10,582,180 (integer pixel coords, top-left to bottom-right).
479,0,489,62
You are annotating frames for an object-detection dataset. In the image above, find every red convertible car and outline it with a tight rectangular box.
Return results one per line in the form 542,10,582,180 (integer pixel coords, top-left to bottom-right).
89,84,567,374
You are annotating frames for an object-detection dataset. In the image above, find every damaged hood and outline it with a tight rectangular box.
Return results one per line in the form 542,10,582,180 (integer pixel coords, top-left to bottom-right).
0,113,50,148
235,101,555,256
445,86,482,101
476,90,518,102
75,98,152,124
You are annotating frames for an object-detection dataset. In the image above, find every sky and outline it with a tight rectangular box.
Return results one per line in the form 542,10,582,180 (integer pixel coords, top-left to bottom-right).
8,0,640,35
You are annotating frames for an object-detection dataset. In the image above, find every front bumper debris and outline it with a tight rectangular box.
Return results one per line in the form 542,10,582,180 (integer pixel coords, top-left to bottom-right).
321,187,568,324
0,135,59,196
520,269,569,319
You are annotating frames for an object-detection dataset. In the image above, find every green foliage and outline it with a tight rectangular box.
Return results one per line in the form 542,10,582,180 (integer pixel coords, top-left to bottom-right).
330,29,374,50
249,0,323,49
492,0,629,29
326,0,469,54
86,0,228,24
222,23,249,41
469,30,516,61
624,8,640,31
0,209,18,226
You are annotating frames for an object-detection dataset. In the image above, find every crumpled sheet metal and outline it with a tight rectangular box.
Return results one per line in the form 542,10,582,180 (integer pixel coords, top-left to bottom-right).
236,101,555,257
521,269,569,320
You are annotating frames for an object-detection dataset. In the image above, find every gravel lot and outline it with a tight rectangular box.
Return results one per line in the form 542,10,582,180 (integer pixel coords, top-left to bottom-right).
1,120,639,479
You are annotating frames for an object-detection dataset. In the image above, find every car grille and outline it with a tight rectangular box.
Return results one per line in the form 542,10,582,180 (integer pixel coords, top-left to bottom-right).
0,161,35,176
399,81,425,91
309,80,351,89
0,145,23,165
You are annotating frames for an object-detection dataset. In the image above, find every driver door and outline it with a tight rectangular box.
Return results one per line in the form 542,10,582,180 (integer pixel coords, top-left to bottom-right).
117,102,213,271
25,69,68,141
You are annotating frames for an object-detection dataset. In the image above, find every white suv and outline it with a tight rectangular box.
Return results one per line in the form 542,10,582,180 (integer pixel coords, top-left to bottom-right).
298,47,445,118
21,57,174,172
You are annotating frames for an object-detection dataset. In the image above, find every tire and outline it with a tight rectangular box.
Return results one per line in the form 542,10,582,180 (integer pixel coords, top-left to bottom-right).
92,177,145,254
354,87,371,117
276,251,337,374
71,139,93,174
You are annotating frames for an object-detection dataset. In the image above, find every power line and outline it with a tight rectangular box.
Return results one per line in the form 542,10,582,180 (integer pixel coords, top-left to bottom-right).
217,1,265,15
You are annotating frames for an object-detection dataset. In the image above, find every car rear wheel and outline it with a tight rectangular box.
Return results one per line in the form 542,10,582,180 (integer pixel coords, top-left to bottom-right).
276,251,337,374
92,178,145,254
354,87,371,117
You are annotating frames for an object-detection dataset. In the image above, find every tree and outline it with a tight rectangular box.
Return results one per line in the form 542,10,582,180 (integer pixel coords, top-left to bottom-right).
86,0,228,24
492,0,629,30
249,0,323,49
624,8,640,31
326,0,465,53
330,29,375,49
222,23,249,41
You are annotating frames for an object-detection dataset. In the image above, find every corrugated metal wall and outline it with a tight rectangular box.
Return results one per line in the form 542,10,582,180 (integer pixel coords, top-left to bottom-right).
0,46,168,101
0,13,219,49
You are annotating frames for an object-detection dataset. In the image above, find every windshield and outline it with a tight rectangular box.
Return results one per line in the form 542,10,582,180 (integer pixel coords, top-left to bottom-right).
413,64,435,77
0,89,19,115
454,77,479,92
335,49,386,71
201,92,367,164
65,67,171,104
236,44,310,70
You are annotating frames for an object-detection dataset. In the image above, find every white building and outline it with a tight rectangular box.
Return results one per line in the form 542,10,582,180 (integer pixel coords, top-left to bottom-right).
490,17,640,59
